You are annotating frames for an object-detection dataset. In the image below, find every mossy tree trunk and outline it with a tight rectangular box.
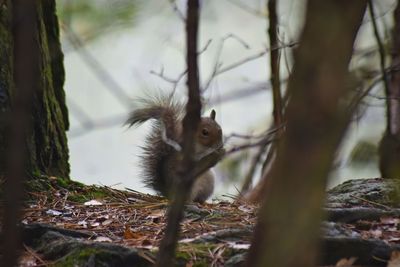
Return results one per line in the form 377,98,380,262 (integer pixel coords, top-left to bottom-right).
0,0,69,178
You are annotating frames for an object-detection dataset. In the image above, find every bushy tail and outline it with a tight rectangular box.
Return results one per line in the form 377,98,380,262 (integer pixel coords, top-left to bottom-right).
126,96,184,129
125,95,184,196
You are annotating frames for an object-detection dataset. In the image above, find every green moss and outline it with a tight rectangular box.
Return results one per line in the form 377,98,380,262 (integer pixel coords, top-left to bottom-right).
175,243,240,266
52,247,108,267
14,174,108,204
175,243,234,266
0,1,70,178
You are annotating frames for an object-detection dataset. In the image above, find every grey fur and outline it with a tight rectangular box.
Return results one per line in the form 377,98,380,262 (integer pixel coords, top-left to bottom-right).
126,96,222,203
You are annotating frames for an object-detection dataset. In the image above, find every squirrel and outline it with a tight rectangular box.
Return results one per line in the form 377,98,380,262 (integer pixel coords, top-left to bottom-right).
126,96,224,203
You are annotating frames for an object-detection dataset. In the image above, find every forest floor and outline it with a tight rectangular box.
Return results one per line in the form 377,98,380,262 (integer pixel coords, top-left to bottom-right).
8,175,400,266
16,175,255,266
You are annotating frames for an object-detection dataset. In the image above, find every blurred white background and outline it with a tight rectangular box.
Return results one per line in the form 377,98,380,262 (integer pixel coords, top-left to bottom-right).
60,0,395,197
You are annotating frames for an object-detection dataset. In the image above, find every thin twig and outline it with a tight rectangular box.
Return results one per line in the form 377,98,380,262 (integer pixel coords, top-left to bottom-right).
203,34,253,91
281,34,293,76
23,244,47,266
227,33,251,49
240,141,270,193
69,81,277,138
215,43,297,78
226,137,275,155
198,39,212,55
224,124,285,143
203,42,296,92
150,39,211,96
150,66,175,83
351,195,390,210
169,0,186,21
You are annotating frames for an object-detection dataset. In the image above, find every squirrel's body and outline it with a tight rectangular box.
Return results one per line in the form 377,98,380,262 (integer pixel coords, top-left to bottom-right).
127,96,223,203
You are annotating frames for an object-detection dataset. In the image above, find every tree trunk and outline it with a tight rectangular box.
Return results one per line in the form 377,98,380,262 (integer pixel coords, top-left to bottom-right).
245,1,367,267
0,0,69,178
378,1,400,179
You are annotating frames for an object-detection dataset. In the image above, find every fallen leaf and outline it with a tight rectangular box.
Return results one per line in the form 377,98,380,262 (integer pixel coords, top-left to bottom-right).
123,225,142,239
370,229,383,239
381,217,400,225
93,236,112,242
146,209,165,223
45,209,62,216
102,219,113,226
90,222,100,227
84,199,103,206
78,220,88,228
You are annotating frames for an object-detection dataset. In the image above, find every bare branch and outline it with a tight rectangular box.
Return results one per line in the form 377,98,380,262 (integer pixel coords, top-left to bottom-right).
150,66,177,84
226,136,275,155
202,33,253,91
198,39,212,55
219,43,296,75
225,125,284,157
150,67,188,96
224,124,285,143
150,39,211,95
240,142,269,193
226,33,251,49
203,42,297,92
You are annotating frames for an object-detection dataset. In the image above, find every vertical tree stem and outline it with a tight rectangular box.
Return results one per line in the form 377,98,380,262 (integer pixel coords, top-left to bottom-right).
368,0,392,133
155,0,201,266
246,1,367,266
1,0,38,266
268,0,283,129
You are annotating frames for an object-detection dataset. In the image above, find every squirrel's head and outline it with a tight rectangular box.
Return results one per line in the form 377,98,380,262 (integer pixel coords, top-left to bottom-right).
197,109,223,148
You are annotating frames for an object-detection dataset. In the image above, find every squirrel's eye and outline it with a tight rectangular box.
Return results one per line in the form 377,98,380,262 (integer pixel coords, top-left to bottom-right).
202,128,209,136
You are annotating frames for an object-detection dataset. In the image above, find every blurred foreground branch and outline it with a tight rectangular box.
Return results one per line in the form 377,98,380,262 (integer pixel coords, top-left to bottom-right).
378,0,400,178
1,1,39,266
246,1,367,266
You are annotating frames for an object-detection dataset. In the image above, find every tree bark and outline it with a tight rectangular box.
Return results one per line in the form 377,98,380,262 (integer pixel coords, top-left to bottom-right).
378,0,400,179
245,1,367,267
0,0,69,178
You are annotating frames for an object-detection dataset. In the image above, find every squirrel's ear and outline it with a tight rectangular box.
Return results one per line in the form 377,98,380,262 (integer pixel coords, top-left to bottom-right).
210,109,216,120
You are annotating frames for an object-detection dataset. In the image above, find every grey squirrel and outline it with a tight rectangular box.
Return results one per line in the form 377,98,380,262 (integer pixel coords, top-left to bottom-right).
126,96,224,203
